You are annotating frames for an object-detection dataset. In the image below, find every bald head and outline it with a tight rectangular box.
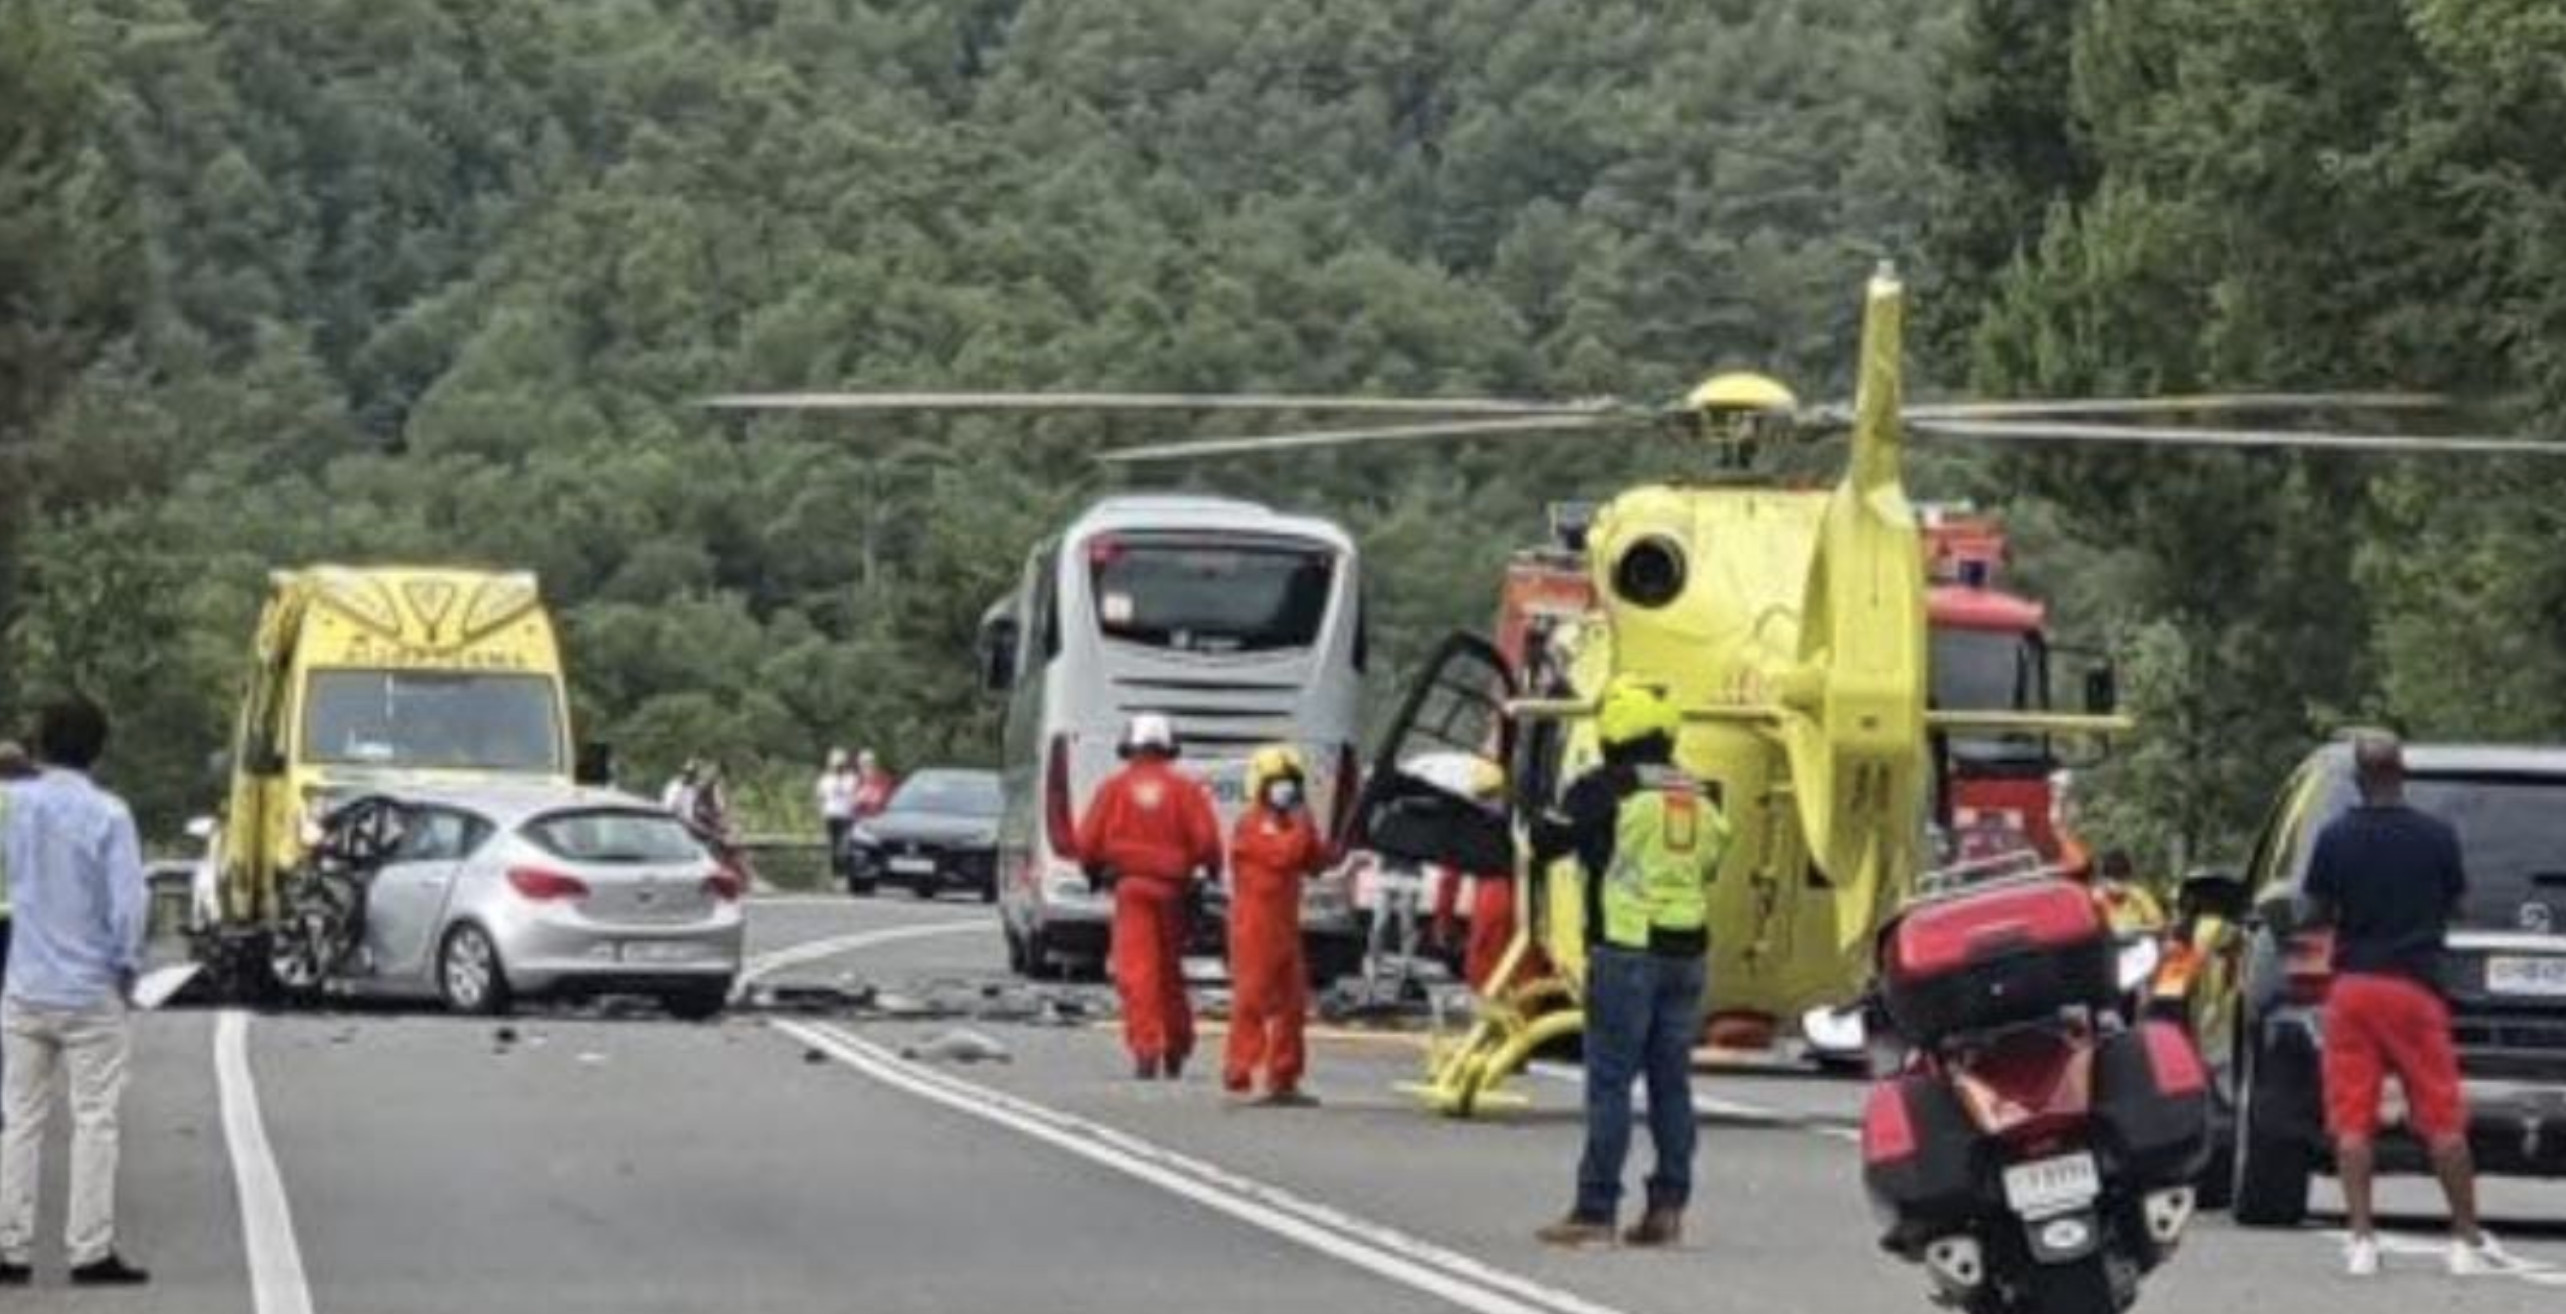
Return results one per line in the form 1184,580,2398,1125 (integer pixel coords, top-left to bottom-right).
2352,730,2404,805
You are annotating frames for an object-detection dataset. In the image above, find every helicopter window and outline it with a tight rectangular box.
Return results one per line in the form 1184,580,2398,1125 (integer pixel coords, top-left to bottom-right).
1086,537,1335,654
1611,536,1687,609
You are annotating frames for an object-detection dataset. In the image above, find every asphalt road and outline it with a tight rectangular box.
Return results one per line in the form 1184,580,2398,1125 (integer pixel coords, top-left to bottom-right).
3,895,2559,1314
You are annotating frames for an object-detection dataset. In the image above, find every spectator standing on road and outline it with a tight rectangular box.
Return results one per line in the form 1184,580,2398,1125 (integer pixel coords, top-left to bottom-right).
851,748,897,821
1223,745,1329,1105
1530,680,1728,1250
2310,730,2511,1278
1076,714,1221,1081
0,698,150,1286
817,750,858,878
662,759,702,821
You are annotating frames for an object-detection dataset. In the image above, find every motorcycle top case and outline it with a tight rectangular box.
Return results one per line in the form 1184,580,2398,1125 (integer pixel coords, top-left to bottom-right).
1879,878,2117,1044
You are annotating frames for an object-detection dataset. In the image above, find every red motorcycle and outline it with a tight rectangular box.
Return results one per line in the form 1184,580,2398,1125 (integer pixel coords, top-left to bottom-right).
1845,878,2211,1314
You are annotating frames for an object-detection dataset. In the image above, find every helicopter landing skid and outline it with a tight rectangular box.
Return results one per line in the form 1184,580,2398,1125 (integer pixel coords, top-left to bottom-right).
1402,972,1583,1118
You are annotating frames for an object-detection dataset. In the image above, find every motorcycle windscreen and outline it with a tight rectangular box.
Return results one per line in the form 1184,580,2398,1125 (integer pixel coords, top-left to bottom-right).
1353,631,1515,875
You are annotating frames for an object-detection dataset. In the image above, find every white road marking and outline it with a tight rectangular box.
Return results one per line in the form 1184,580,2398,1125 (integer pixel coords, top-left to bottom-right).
779,1018,1632,1314
213,1010,316,1314
2326,1228,2566,1288
1526,1060,1862,1142
737,916,992,986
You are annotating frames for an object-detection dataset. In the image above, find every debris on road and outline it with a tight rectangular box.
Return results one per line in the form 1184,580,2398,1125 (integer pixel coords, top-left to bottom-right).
899,1028,1012,1065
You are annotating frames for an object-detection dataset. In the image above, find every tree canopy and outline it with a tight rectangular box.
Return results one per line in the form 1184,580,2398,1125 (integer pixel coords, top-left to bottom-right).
4,0,2560,873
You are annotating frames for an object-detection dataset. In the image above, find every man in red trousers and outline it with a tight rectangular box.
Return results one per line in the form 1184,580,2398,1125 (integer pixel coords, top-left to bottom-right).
1077,714,1222,1080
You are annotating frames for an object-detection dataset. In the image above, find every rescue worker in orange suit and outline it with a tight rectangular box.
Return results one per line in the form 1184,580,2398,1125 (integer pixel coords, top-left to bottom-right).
1077,714,1222,1081
1426,759,1546,994
1223,746,1331,1105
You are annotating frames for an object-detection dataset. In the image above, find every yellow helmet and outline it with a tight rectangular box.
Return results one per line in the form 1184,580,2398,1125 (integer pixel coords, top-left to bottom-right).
1597,677,1679,747
1246,744,1308,798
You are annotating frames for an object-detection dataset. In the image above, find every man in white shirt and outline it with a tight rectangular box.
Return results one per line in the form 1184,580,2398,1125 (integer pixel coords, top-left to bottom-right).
0,698,149,1286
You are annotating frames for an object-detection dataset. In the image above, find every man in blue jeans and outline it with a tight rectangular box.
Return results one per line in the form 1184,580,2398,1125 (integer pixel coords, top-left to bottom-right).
1531,680,1728,1248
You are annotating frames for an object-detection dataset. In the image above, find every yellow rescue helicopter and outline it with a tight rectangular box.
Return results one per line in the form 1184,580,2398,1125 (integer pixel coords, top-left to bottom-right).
706,265,2566,1116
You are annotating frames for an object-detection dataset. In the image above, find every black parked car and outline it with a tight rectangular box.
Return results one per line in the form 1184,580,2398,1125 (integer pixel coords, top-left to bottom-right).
843,769,1004,901
2200,742,2566,1225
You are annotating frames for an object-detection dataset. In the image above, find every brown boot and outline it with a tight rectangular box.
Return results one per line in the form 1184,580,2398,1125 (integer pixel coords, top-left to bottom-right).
1621,1205,1682,1248
1536,1213,1616,1248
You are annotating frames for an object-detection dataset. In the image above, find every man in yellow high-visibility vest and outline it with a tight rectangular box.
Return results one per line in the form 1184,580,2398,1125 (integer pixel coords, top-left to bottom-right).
1530,681,1729,1250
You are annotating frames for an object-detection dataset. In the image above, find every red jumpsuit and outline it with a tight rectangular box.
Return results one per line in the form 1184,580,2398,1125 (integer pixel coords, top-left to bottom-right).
1077,757,1223,1070
1223,805,1329,1095
1432,870,1545,995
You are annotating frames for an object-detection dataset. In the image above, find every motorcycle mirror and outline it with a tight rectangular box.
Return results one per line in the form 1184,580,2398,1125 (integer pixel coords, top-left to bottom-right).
2116,936,2164,993
1800,1003,1869,1056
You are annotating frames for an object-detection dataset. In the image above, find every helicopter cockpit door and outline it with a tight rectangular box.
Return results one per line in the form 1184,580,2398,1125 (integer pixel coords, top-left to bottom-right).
1351,631,1516,876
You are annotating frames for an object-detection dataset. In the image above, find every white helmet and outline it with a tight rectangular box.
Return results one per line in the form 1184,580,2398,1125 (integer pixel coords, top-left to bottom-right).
1120,713,1178,759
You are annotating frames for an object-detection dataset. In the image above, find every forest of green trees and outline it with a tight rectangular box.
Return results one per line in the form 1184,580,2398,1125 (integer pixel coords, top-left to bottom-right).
4,0,2563,870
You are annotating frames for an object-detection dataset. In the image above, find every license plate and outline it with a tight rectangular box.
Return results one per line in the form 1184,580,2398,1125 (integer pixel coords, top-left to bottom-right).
887,855,937,876
2486,955,2566,998
621,941,704,965
2002,1152,2100,1218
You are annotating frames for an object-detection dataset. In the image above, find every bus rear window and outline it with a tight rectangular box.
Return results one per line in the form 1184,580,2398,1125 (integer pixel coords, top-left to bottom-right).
1087,539,1335,654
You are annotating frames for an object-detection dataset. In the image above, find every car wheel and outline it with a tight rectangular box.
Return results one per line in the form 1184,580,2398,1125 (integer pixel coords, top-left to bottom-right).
438,923,514,1017
663,983,731,1021
978,878,998,905
910,879,936,901
846,874,876,897
2230,1023,2312,1227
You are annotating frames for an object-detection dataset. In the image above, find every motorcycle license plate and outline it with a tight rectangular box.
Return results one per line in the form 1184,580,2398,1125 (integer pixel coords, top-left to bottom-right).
887,856,937,876
2003,1152,2100,1219
2486,955,2566,998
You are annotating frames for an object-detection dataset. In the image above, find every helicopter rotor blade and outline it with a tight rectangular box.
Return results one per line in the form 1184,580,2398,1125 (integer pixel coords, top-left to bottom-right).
1096,414,1633,464
1902,392,2451,421
1910,416,2566,457
699,390,1611,418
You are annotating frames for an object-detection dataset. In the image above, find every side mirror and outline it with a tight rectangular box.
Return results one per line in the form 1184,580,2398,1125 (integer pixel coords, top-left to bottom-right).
978,618,1020,695
2177,868,2251,922
2083,662,2120,716
574,741,617,786
2253,893,2302,937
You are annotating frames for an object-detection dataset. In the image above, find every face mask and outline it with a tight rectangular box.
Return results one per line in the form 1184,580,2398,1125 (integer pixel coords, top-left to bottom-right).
1262,779,1302,811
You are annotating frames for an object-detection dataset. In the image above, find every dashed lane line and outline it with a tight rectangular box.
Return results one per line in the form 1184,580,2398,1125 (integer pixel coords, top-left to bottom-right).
214,1010,316,1314
777,1017,1634,1314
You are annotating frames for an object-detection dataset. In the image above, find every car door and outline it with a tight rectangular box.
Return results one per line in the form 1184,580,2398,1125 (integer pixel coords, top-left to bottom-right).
1349,630,1516,876
364,806,489,988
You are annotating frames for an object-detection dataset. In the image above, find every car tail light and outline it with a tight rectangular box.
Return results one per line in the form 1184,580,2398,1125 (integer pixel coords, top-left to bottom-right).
1045,734,1079,858
1861,1081,1918,1165
1330,743,1362,846
704,867,745,902
507,866,590,901
2282,927,2335,1006
2140,1020,2208,1096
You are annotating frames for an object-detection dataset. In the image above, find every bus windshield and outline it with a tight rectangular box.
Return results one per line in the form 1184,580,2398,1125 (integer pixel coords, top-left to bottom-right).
1087,537,1335,654
303,670,564,773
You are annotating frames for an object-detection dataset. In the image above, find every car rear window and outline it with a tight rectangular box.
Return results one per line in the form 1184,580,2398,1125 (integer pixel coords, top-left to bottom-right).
2406,776,2566,930
524,809,707,865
